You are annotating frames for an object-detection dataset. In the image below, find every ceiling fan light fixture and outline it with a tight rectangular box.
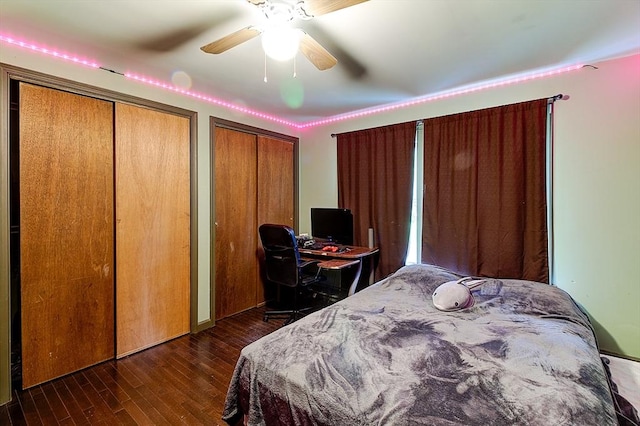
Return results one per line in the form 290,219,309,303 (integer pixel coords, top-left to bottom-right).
293,1,313,20
261,28,301,61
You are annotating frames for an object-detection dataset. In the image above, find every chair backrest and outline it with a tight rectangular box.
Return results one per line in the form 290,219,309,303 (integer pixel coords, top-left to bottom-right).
258,224,302,288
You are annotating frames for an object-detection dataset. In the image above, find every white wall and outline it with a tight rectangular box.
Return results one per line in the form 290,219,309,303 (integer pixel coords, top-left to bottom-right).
553,55,640,358
298,54,640,359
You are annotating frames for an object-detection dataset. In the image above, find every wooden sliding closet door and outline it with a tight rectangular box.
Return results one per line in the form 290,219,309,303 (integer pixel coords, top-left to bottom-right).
214,128,295,318
115,104,190,357
256,136,295,303
19,83,115,388
214,127,258,320
257,136,294,226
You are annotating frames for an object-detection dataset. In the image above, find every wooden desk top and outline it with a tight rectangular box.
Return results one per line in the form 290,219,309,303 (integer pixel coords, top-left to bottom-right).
299,245,379,260
309,258,360,270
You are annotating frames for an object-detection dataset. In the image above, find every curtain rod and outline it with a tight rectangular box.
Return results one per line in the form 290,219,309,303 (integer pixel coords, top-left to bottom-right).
330,120,422,138
548,93,568,102
331,96,567,137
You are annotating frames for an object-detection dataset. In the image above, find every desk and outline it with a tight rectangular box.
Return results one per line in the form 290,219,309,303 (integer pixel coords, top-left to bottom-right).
299,245,379,296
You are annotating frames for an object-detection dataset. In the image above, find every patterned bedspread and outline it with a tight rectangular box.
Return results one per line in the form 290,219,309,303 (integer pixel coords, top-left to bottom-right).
222,264,618,425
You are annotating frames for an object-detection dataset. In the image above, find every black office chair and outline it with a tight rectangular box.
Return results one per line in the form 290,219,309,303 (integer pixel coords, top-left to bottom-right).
259,223,322,325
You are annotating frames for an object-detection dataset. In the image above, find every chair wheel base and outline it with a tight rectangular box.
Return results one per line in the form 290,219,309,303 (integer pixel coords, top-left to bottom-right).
262,307,314,326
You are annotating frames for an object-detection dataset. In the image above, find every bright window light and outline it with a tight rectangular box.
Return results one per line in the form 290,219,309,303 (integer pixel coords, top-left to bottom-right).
406,124,424,265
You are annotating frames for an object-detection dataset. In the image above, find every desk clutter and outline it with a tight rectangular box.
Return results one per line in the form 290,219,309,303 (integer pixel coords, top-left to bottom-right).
296,235,349,253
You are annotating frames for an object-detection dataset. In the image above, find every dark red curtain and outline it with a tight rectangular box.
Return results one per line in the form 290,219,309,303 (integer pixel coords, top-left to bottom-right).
337,122,416,279
421,99,549,283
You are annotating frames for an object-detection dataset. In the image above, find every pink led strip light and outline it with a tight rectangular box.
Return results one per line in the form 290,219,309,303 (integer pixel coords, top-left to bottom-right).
299,64,584,129
1,34,583,129
128,64,584,130
125,73,297,127
0,34,100,68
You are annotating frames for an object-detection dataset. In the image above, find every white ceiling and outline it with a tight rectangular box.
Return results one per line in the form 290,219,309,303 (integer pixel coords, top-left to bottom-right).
1,0,639,124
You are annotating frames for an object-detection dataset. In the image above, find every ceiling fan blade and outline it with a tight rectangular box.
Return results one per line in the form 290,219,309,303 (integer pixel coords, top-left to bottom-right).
200,26,261,54
302,0,368,17
299,32,338,71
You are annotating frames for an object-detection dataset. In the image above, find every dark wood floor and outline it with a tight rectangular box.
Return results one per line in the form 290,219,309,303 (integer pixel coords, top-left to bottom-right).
0,307,281,425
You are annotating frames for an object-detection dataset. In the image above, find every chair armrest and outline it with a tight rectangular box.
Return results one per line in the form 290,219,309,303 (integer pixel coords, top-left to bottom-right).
300,258,323,281
299,259,320,268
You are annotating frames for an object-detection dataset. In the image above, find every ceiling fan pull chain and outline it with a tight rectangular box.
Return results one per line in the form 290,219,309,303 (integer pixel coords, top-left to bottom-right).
264,52,268,83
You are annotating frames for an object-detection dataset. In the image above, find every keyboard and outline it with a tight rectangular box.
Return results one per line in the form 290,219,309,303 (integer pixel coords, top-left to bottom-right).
299,239,348,253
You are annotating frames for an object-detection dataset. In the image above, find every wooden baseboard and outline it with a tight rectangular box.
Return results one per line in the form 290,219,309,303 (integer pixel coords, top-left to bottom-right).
195,318,214,333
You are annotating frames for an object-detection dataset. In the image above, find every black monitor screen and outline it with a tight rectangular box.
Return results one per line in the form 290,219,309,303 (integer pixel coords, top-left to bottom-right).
311,208,354,245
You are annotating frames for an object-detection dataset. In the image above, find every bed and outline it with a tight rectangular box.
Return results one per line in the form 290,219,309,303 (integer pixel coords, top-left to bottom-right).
222,264,624,425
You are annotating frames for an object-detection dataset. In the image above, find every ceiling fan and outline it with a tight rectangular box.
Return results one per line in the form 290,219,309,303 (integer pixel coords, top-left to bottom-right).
200,0,368,71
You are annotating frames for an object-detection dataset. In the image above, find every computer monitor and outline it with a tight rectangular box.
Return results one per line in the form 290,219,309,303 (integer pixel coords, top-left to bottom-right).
310,208,354,245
